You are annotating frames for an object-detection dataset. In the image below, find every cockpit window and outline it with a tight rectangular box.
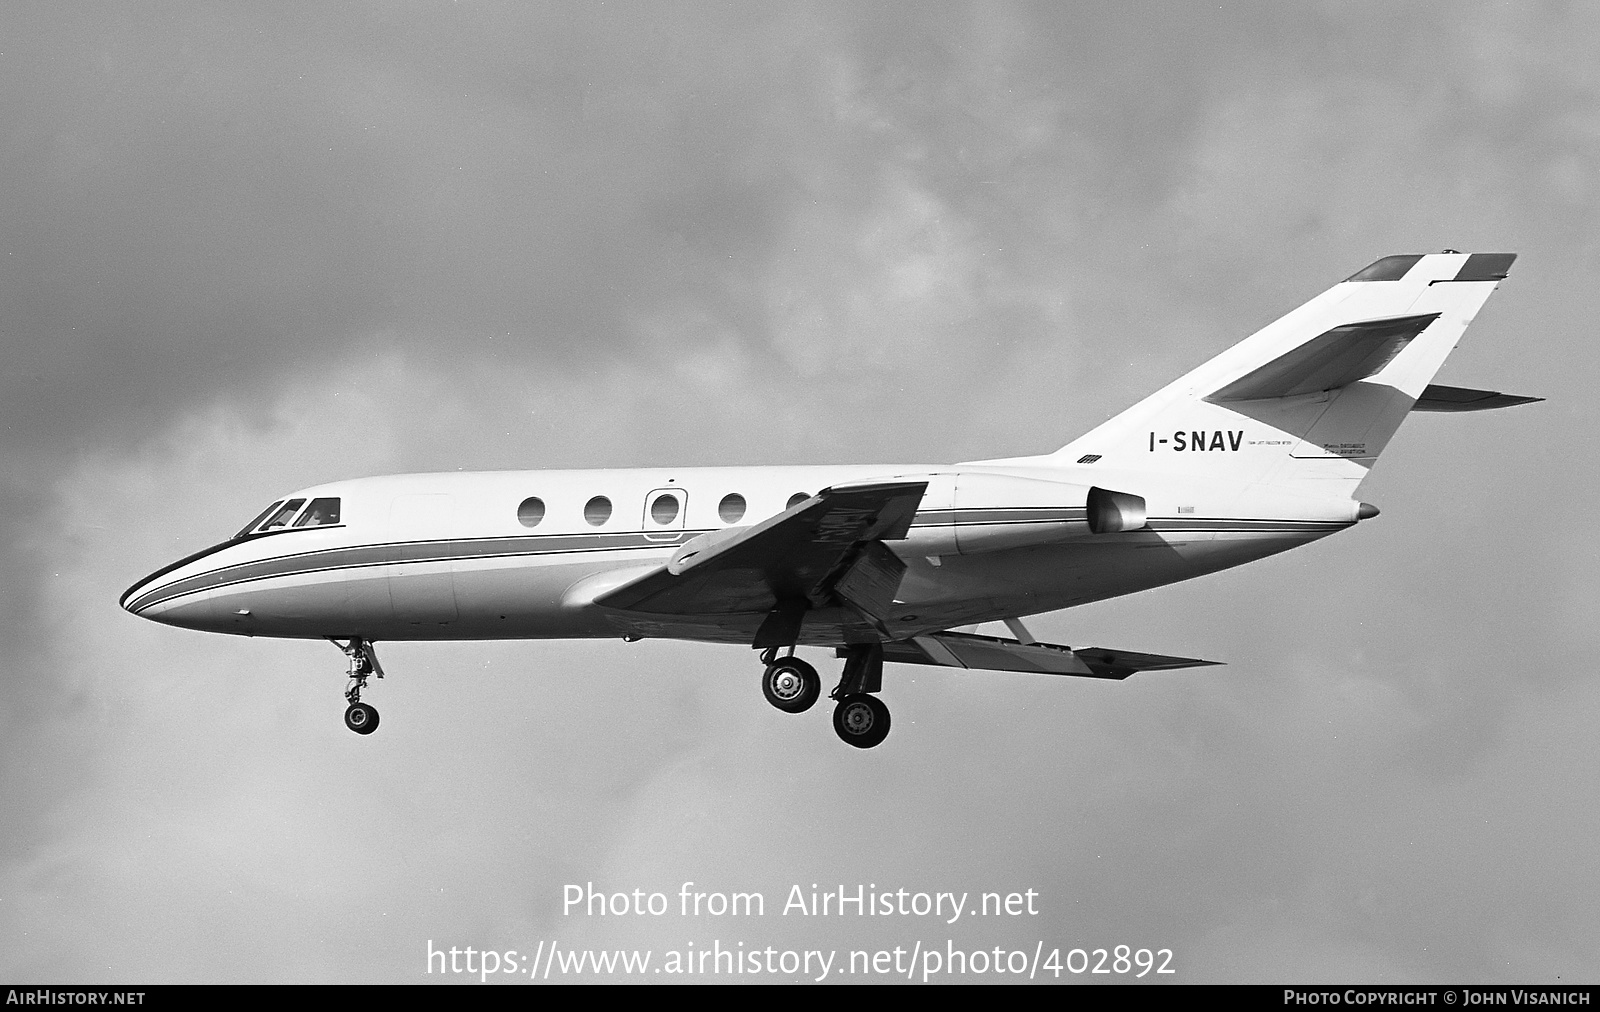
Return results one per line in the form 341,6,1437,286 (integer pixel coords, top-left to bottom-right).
258,499,307,532
235,501,285,539
292,497,342,528
233,496,343,538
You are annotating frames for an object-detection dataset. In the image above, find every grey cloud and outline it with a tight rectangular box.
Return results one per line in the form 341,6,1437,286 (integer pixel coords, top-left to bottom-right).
3,2,1598,983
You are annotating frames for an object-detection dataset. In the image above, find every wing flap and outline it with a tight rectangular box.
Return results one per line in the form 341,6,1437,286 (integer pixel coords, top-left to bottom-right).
880,631,1220,680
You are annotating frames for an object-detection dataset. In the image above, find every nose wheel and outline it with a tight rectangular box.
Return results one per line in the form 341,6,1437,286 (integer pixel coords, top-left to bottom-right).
333,638,385,735
344,701,380,734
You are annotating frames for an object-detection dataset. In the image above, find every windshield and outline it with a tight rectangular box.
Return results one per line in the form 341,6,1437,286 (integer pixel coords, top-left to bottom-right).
234,501,284,539
293,498,341,527
258,499,307,531
233,497,342,539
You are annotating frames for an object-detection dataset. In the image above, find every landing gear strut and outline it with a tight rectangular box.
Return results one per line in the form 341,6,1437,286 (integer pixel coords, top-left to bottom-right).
333,638,384,735
830,643,890,749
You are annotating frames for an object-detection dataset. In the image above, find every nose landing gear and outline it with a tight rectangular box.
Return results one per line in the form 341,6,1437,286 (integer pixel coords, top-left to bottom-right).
334,638,384,735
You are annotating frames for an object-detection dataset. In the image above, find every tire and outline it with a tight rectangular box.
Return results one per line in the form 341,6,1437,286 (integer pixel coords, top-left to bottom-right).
344,702,380,735
832,693,890,749
762,658,821,714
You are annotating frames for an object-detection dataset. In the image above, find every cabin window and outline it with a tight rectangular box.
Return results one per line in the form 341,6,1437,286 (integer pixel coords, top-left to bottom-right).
293,497,342,528
649,493,679,525
517,497,546,528
235,501,284,539
786,492,810,509
259,499,307,532
719,493,746,524
584,495,612,527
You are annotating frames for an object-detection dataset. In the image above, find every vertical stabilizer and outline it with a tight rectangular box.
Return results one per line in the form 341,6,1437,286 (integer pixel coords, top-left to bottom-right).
988,252,1515,498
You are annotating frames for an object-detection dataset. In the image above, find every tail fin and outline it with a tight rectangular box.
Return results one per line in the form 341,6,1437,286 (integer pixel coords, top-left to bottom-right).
1019,252,1516,497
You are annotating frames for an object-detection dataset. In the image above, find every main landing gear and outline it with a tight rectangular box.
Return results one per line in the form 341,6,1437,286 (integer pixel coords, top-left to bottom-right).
832,693,890,750
759,644,891,749
333,638,385,735
760,649,822,713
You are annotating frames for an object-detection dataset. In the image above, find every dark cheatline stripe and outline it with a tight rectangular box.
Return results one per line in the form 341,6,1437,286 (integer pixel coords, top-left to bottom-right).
127,528,700,613
912,507,1087,527
140,508,1095,609
119,524,349,609
128,511,1351,613
1144,517,1350,532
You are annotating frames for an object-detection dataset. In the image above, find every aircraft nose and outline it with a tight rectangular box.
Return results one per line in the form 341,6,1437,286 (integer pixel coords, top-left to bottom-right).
121,570,166,620
121,569,220,631
120,547,262,634
122,560,199,625
122,532,234,624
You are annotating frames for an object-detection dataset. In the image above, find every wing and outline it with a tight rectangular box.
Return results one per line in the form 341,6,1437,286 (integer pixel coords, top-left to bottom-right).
879,631,1220,680
593,479,928,646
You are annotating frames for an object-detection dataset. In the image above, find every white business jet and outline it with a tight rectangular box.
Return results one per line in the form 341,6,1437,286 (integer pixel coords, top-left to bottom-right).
123,252,1536,747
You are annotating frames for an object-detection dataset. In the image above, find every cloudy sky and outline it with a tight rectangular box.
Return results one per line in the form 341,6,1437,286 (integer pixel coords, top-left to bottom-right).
3,1,1597,984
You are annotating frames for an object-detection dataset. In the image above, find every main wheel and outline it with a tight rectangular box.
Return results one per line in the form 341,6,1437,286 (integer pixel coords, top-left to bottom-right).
832,693,890,749
344,701,380,735
762,657,821,714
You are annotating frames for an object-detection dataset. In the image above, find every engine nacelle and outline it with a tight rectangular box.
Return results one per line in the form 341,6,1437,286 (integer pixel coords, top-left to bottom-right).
1086,486,1148,534
894,472,1145,556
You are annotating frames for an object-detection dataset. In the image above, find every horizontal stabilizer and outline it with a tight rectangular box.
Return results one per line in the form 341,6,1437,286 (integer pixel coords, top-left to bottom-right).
1412,384,1544,412
879,631,1220,680
1206,313,1440,402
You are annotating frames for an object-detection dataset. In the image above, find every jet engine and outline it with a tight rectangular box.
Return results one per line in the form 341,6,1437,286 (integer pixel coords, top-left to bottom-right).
896,473,1148,556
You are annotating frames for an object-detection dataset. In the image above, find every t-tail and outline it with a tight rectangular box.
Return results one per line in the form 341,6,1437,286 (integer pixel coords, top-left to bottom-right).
989,252,1531,501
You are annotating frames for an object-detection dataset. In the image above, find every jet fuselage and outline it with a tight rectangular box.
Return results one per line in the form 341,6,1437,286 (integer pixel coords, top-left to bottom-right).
121,462,1356,646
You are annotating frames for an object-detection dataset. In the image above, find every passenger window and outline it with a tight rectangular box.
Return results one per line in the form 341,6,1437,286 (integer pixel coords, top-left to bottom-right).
293,498,342,528
517,497,546,528
786,492,810,509
719,493,746,524
584,496,612,527
235,501,284,539
649,493,679,526
258,499,307,531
